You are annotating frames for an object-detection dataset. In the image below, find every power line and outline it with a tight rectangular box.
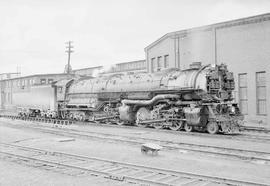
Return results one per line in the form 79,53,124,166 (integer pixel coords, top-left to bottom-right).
65,41,74,74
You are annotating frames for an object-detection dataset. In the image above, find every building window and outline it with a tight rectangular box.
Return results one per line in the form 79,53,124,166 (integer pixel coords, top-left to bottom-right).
40,79,46,84
8,93,10,103
256,72,266,115
48,79,54,84
157,56,162,71
164,55,169,68
151,58,156,72
238,73,248,115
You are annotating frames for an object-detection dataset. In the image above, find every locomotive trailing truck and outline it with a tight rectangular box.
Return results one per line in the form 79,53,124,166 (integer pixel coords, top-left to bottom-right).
18,62,244,134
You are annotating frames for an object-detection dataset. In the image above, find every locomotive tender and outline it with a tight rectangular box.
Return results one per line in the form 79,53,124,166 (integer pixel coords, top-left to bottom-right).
21,62,243,134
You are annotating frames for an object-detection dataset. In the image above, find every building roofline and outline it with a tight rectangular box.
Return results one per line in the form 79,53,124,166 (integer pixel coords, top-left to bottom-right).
1,59,147,82
72,66,103,72
0,72,20,75
144,12,270,51
114,59,145,65
72,59,146,72
0,73,71,82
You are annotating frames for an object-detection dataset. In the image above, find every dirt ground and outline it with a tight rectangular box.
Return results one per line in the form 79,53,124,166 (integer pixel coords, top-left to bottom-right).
0,160,125,186
0,119,270,185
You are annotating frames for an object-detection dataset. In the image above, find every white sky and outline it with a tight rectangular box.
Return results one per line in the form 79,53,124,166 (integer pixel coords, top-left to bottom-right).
0,0,270,76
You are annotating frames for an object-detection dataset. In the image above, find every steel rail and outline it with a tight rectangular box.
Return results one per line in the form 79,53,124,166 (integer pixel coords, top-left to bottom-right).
0,142,268,186
1,115,270,144
1,119,270,165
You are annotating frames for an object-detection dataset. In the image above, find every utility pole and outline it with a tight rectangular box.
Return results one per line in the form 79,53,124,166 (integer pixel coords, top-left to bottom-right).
65,41,74,74
16,65,21,77
214,27,217,65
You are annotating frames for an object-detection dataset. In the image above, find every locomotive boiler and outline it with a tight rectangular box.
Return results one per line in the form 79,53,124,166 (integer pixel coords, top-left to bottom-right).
55,62,243,134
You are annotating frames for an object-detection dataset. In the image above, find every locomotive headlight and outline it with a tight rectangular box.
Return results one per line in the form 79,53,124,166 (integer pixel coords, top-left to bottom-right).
211,64,216,68
230,106,236,114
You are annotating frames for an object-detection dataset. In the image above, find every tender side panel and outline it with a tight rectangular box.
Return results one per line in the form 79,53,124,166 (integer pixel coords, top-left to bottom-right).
13,85,56,111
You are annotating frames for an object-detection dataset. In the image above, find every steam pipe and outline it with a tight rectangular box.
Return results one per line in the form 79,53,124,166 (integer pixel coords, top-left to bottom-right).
121,94,180,106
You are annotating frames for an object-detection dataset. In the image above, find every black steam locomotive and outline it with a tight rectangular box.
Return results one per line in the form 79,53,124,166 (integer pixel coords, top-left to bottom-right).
19,63,243,134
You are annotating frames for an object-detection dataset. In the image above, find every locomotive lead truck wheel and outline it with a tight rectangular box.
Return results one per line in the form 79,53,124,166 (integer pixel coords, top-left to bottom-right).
184,123,193,132
169,121,183,131
206,122,219,134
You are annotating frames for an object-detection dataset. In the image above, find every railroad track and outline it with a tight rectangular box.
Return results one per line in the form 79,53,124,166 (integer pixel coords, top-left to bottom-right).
1,114,270,144
242,126,270,134
81,120,270,144
1,119,270,165
0,142,267,186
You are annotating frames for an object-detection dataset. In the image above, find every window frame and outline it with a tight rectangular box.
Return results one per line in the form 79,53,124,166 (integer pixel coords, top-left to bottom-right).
151,58,156,72
256,71,267,115
238,73,248,115
157,56,162,71
164,55,169,68
40,78,46,84
48,79,54,84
